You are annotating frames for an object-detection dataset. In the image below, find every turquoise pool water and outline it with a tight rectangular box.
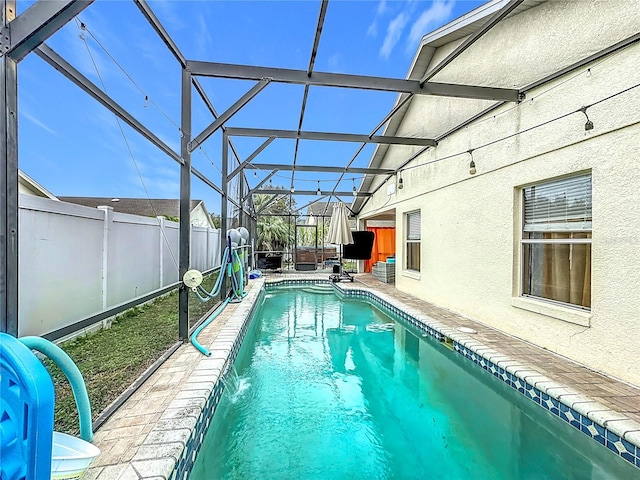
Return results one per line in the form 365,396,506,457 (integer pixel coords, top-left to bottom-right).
190,287,639,479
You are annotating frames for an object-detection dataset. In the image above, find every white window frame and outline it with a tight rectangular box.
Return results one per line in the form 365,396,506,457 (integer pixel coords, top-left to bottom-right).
519,173,592,311
405,210,421,273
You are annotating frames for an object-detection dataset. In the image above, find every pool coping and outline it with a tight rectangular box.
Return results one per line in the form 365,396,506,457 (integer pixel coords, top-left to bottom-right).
85,276,640,479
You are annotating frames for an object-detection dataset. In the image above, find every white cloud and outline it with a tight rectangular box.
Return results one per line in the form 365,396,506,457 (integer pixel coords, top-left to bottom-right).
408,0,456,48
21,111,56,135
328,53,341,72
128,172,179,198
196,13,213,57
377,0,389,16
126,154,179,198
380,12,409,59
148,0,185,32
367,20,378,38
368,0,392,38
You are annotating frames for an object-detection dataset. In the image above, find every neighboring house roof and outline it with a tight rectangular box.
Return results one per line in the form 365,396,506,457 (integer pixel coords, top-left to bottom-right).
58,197,214,227
354,0,546,213
307,201,336,218
307,202,356,228
18,170,58,200
307,201,355,218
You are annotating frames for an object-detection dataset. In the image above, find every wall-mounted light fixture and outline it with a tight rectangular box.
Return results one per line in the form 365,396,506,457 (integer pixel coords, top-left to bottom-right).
580,106,594,131
469,150,476,175
397,171,404,189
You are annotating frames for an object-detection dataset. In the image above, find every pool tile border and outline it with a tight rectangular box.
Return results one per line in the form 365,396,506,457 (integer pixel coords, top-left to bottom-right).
154,277,639,478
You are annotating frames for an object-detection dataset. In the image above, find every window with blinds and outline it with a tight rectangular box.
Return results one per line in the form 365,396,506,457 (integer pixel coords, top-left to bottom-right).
523,174,592,232
407,211,421,241
405,211,421,272
521,174,592,309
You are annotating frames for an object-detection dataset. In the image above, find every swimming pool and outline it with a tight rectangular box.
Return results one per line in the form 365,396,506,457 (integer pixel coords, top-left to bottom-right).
189,284,639,479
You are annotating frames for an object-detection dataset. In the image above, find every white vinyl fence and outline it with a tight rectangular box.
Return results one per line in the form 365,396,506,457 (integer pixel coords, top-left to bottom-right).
18,195,220,337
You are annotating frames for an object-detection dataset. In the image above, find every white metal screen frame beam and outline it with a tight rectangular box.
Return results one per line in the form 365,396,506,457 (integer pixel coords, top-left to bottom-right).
347,0,527,210
2,0,95,61
244,170,278,200
35,44,183,165
225,127,436,147
134,0,250,208
134,0,186,67
187,60,520,102
250,163,394,175
419,0,525,85
2,0,95,335
355,31,640,215
187,79,271,152
0,0,17,334
256,193,287,214
256,189,371,197
228,137,275,180
290,0,329,192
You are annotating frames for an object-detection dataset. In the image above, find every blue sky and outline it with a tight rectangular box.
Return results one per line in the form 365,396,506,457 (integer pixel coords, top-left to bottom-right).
17,0,484,214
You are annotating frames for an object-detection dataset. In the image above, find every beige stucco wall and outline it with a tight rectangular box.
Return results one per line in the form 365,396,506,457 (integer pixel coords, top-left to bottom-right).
359,1,640,386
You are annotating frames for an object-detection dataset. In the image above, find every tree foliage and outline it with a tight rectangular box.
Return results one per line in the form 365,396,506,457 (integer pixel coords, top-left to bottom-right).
253,189,297,251
296,217,330,247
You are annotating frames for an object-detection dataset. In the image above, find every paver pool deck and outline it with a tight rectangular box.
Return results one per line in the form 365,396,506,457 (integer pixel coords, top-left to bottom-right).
84,272,640,479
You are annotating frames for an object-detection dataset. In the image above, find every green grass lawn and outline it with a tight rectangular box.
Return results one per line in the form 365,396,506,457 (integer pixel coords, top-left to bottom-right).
43,271,220,434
